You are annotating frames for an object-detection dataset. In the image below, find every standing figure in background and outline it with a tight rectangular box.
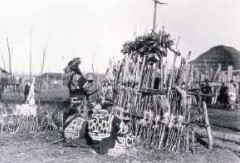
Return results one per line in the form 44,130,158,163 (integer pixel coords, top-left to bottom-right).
201,79,212,105
217,83,228,105
174,82,187,117
24,82,30,102
227,80,237,110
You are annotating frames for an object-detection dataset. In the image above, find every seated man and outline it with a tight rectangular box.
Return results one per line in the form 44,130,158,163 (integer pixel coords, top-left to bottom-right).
63,113,89,146
88,97,130,155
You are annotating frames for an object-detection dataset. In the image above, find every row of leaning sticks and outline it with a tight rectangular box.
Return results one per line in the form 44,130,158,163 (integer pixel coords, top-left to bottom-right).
0,111,57,134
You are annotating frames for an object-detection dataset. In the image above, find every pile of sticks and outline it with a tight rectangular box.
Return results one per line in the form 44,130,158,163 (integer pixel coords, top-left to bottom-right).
102,30,212,152
1,115,38,133
0,111,57,134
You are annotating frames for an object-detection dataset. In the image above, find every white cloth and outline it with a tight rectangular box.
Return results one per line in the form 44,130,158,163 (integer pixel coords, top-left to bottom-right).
27,78,35,105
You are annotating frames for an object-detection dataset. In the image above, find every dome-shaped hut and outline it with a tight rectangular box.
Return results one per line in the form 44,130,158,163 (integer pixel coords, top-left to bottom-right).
190,45,240,74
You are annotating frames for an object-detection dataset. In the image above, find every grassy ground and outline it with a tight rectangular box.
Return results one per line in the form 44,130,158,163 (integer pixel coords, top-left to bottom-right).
0,131,239,163
2,88,69,103
0,105,239,163
208,107,240,132
1,90,240,162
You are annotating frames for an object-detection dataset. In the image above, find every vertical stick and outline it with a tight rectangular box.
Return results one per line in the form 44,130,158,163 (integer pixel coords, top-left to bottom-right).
158,125,166,149
153,0,157,31
6,38,21,103
160,58,164,87
191,129,195,154
138,55,147,91
204,57,208,79
30,27,33,82
38,48,47,106
152,0,167,31
186,130,189,151
62,56,64,90
1,53,6,70
202,101,213,150
167,36,180,98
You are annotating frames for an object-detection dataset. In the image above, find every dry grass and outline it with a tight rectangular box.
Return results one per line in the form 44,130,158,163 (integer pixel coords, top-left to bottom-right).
208,107,240,131
0,131,239,163
1,91,240,162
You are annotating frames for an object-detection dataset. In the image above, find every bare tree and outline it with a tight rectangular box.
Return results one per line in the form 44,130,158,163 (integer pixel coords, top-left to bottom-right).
29,27,33,82
38,41,48,106
6,38,22,103
1,52,6,70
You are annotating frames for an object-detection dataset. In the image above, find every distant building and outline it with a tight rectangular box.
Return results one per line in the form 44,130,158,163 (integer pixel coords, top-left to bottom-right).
190,45,240,73
189,45,240,82
41,72,64,85
0,67,11,85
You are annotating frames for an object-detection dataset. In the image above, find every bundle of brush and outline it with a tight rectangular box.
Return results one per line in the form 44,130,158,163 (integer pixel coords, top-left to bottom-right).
121,30,174,57
115,30,175,91
121,30,175,92
0,113,57,133
0,114,38,133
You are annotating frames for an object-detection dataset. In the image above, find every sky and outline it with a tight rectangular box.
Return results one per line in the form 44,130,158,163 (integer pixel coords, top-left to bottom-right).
0,0,239,74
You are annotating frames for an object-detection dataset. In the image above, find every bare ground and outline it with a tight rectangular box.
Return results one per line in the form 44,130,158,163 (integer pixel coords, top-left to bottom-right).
208,107,240,131
0,131,239,163
1,93,240,163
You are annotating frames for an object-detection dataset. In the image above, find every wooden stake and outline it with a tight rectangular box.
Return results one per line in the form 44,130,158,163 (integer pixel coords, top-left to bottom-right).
138,55,147,91
202,101,213,150
167,36,180,99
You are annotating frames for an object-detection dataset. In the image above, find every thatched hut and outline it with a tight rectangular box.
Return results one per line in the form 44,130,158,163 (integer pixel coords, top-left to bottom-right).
190,45,240,74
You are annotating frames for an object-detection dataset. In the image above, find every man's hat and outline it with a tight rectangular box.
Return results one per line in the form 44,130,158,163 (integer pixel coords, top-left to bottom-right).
102,99,114,106
87,73,94,81
96,96,114,107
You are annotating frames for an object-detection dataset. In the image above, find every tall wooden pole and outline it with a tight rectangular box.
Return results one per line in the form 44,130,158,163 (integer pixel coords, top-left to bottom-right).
152,0,167,31
38,47,47,106
1,53,6,70
7,38,21,103
62,56,64,90
30,29,32,80
167,36,180,98
153,0,157,31
152,0,167,89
